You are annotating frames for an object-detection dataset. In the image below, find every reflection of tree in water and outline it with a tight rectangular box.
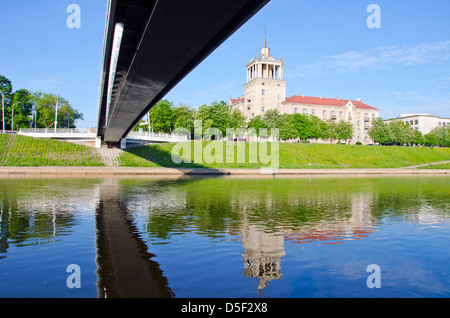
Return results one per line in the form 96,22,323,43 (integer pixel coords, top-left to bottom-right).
0,178,99,258
128,176,449,293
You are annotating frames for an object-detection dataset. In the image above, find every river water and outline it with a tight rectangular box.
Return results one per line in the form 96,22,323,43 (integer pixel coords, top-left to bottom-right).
0,175,449,298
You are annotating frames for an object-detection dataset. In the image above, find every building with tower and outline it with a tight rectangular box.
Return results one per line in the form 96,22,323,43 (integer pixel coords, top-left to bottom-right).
229,34,380,145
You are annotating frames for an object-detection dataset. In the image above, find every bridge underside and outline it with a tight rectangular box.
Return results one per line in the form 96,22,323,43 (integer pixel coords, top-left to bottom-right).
97,0,270,144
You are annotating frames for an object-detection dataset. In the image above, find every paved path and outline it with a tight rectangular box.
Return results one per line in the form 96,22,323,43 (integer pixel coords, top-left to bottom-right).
403,161,450,169
97,147,123,167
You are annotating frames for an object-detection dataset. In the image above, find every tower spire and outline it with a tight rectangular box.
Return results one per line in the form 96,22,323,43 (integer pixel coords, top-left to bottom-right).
264,27,267,48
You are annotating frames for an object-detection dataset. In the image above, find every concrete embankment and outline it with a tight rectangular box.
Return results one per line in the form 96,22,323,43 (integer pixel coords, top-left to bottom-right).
0,166,448,177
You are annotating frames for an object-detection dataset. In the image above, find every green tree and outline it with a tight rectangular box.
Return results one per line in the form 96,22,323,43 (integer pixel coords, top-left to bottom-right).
336,120,353,143
309,115,327,142
230,108,246,129
412,129,425,145
0,75,13,130
279,113,297,140
388,120,409,145
149,99,174,133
262,109,282,130
247,115,267,137
194,101,231,136
172,104,194,135
9,89,33,129
323,119,338,142
368,117,391,145
292,114,312,141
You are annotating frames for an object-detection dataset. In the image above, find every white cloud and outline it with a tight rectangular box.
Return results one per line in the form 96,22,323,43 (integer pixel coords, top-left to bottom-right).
296,41,450,77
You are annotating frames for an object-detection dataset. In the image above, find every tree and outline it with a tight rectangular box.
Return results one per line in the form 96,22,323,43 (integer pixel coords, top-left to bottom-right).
262,109,282,130
149,99,174,133
427,126,450,147
172,105,194,135
0,75,13,130
309,115,327,142
279,113,297,141
32,92,83,129
9,89,33,129
247,115,267,137
292,114,312,141
323,119,338,142
336,120,353,143
388,120,409,145
194,101,231,136
230,109,246,129
368,117,391,145
412,129,425,145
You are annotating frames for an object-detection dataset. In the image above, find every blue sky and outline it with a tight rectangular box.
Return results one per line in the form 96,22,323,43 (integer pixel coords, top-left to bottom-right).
1,0,449,128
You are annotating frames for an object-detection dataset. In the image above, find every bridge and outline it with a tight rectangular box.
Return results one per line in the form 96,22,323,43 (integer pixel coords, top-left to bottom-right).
96,0,270,147
18,128,188,148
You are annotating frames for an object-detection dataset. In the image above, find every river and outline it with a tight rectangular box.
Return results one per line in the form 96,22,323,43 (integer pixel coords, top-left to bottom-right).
0,175,449,298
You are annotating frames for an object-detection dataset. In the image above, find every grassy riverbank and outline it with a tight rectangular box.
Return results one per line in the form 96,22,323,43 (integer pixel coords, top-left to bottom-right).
0,134,103,166
118,140,450,169
1,135,450,169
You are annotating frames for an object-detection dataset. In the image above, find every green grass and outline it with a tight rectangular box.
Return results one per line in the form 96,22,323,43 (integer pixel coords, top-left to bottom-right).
118,141,450,169
0,134,104,166
2,136,449,169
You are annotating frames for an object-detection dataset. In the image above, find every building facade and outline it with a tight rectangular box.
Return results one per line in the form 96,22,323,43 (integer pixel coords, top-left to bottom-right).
229,37,380,144
384,114,450,135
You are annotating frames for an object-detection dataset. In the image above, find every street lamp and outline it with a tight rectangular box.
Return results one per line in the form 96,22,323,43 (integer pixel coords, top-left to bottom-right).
54,98,58,133
1,92,4,133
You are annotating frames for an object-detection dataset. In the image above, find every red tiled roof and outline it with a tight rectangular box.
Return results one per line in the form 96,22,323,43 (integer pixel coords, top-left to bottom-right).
284,95,379,110
229,97,244,104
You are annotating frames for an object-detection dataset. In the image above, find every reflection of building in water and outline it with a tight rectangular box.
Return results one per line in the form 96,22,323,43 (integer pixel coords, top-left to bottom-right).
240,223,285,292
284,192,376,245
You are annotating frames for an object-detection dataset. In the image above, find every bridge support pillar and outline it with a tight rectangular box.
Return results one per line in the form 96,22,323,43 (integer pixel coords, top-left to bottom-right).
95,136,102,149
120,138,127,149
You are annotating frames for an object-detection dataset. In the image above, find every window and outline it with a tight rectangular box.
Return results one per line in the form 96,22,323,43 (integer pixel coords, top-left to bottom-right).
294,108,298,114
372,114,375,119
262,89,265,95
339,111,343,118
410,120,413,125
312,109,316,115
357,120,360,126
262,107,265,113
303,108,308,114
262,98,265,104
415,120,418,125
323,110,327,116
331,111,335,116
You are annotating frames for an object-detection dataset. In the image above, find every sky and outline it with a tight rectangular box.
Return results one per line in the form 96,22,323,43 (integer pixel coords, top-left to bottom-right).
0,0,449,128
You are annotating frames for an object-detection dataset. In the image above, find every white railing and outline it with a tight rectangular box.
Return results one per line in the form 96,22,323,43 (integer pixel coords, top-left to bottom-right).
19,128,95,134
127,131,189,142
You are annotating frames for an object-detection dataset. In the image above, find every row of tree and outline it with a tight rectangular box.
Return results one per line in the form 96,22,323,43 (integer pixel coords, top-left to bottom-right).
369,117,450,147
136,99,354,142
0,75,83,130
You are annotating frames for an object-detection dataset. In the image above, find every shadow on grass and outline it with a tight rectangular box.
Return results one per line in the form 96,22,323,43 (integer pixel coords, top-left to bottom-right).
119,143,231,176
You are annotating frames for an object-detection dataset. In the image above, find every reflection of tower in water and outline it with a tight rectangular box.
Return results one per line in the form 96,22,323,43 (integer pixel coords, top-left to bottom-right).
240,223,285,293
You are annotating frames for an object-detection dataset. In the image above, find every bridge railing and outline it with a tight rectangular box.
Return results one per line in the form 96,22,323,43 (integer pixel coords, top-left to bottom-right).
127,131,189,141
19,128,96,134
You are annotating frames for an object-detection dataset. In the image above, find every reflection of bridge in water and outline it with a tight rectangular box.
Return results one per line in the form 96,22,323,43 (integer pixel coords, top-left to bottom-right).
94,179,173,298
